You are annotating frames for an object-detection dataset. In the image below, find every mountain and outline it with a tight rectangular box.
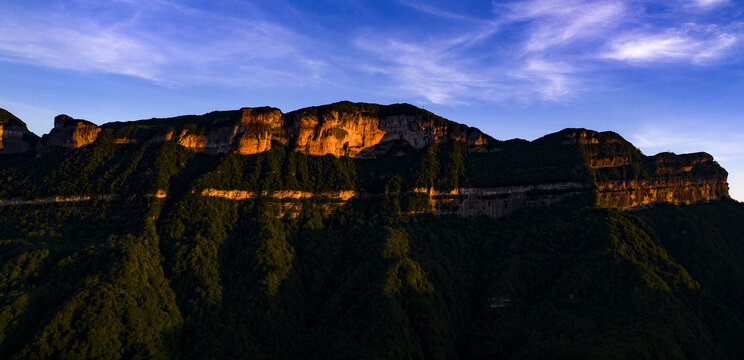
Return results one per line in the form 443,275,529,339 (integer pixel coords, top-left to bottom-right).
0,102,741,359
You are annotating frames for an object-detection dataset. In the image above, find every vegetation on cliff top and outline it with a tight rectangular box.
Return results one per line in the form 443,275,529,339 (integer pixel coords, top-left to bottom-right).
0,109,26,126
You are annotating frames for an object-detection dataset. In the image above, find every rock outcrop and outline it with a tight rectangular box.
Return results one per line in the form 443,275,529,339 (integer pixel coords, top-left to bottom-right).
378,114,489,149
560,129,729,210
41,115,101,148
412,183,593,217
98,102,492,158
285,107,386,157
0,104,729,215
596,178,728,210
169,107,287,154
0,108,39,154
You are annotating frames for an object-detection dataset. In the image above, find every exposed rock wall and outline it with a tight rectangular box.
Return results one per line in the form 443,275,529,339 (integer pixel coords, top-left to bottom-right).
0,109,38,154
286,109,386,157
200,189,356,201
3,106,729,215
412,183,592,217
235,107,286,155
378,114,488,149
0,123,37,154
596,178,729,210
170,108,286,154
94,103,491,158
42,115,101,148
555,128,729,210
0,194,116,207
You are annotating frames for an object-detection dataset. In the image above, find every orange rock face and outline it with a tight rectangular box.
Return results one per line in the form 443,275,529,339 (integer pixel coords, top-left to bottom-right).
596,178,729,210
43,115,101,148
235,107,285,155
143,103,490,157
176,130,208,151
171,107,285,154
378,114,488,150
286,109,386,157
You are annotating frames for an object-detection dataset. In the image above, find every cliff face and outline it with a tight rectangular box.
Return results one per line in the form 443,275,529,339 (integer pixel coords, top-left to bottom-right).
378,114,489,149
559,129,729,210
0,108,38,154
596,178,728,210
97,102,492,158
171,107,287,154
0,104,730,215
285,108,386,157
412,183,592,218
235,107,286,154
42,115,101,148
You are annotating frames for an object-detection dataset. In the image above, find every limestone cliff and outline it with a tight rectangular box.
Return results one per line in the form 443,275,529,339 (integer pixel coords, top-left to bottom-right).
377,113,489,149
235,107,286,154
0,104,730,216
559,128,729,210
412,183,593,218
284,106,385,157
170,107,286,154
98,102,491,158
41,115,101,148
596,178,728,210
0,108,39,154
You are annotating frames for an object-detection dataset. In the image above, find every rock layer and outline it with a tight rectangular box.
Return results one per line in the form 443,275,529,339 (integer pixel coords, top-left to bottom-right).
596,178,728,210
412,183,593,217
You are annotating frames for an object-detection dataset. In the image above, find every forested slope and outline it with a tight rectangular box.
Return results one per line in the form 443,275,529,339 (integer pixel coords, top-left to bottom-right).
0,189,743,358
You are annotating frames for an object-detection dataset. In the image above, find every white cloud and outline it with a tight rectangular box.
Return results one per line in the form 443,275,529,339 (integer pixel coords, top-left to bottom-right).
508,59,578,100
602,26,738,64
0,18,166,80
354,37,478,104
395,0,476,21
2,0,743,105
499,0,626,52
0,2,329,87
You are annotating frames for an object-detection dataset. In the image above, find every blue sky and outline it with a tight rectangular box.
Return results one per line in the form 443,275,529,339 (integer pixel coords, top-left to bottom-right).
1,0,743,200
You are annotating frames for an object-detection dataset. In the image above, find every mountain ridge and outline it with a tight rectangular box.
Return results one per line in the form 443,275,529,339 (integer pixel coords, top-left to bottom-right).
0,102,731,215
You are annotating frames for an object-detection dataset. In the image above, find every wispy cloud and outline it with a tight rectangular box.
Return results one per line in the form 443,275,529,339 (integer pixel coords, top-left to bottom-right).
395,0,477,21
353,0,744,104
602,25,739,64
688,0,728,9
508,59,579,101
354,37,481,104
0,1,329,87
0,17,165,80
498,0,626,52
1,0,743,105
